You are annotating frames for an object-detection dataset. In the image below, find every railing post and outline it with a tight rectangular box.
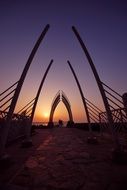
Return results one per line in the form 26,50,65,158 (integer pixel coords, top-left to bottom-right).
122,93,127,116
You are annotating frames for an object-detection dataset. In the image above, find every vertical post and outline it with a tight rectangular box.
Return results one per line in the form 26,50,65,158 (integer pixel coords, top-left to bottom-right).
0,24,50,157
67,60,92,133
122,93,127,116
72,26,120,148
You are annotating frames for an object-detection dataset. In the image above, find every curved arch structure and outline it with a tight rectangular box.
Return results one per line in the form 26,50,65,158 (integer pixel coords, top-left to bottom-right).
49,91,61,122
24,60,53,141
30,60,53,123
67,60,92,132
49,91,73,125
0,25,50,156
61,91,73,122
72,26,120,147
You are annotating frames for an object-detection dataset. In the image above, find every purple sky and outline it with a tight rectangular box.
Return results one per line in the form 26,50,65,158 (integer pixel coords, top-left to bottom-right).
0,0,127,122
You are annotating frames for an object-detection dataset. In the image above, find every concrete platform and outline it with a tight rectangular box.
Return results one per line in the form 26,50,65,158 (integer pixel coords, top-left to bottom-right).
0,128,127,190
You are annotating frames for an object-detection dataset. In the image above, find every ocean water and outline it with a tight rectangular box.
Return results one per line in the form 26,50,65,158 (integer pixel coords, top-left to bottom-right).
32,122,48,126
32,121,68,126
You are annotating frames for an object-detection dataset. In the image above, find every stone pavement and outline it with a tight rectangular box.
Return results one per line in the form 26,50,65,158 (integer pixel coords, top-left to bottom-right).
1,128,127,190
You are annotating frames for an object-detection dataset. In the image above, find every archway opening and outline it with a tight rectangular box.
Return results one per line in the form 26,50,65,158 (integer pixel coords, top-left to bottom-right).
53,102,70,127
48,90,74,127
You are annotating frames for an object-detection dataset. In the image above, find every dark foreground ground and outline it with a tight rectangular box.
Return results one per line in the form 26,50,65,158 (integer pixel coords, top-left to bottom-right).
0,128,127,190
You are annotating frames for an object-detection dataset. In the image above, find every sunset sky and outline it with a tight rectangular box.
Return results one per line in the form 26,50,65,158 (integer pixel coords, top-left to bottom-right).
0,0,127,123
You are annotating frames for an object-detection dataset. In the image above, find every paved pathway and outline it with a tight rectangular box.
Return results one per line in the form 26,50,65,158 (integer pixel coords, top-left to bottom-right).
1,128,127,190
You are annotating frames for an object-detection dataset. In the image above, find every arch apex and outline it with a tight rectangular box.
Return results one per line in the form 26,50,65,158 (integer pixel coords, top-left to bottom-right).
48,91,73,125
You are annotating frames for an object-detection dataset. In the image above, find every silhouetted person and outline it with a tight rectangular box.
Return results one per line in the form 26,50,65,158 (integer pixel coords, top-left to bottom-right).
59,120,63,127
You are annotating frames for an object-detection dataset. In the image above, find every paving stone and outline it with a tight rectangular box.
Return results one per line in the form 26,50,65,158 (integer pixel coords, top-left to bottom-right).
0,184,28,190
1,128,127,190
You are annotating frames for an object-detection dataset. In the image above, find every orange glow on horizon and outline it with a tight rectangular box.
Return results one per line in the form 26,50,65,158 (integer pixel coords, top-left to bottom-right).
43,112,49,118
33,102,73,123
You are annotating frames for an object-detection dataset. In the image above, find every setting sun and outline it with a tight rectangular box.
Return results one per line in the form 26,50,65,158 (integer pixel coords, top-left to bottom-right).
43,112,49,118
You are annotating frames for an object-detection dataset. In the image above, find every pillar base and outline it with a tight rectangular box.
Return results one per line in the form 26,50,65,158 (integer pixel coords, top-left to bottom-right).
66,121,75,127
21,139,33,148
87,136,98,144
48,122,54,128
112,148,127,164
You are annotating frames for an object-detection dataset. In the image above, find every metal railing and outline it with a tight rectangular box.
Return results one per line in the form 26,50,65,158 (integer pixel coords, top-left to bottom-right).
0,81,19,116
17,98,35,117
85,97,103,123
99,82,127,132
